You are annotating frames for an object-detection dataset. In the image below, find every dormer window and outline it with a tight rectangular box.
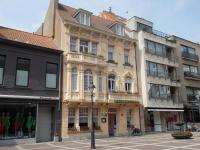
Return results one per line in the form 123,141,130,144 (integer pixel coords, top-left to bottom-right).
111,23,125,36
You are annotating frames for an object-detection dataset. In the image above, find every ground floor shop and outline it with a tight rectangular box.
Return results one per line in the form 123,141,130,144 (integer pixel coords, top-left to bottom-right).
0,99,60,145
184,107,200,123
61,102,144,139
144,108,184,132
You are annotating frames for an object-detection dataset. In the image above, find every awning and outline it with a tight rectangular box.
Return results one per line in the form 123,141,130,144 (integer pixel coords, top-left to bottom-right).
147,109,184,112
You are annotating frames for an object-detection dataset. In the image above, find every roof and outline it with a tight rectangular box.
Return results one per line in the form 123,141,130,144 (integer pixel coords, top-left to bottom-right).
0,26,59,50
58,4,131,36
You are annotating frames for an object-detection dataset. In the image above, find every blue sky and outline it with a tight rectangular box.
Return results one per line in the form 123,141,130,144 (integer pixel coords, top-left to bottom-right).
0,0,199,43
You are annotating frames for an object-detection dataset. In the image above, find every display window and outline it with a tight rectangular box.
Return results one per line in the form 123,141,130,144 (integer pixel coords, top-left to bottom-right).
0,104,36,140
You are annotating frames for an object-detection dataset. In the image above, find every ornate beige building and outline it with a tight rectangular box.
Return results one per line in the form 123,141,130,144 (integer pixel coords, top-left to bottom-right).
37,0,143,139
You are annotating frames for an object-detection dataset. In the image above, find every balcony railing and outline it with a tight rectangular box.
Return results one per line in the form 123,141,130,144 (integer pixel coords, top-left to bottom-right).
149,93,180,103
66,52,106,66
182,51,199,61
108,91,139,103
187,95,199,105
145,47,178,63
184,72,200,80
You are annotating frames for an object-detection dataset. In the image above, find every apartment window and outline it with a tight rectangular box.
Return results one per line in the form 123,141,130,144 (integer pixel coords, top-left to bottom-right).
159,85,167,99
16,58,30,87
149,84,171,99
125,77,132,92
93,108,99,128
79,107,88,130
182,45,196,54
98,76,103,92
155,43,164,56
124,50,129,64
0,55,6,85
91,42,97,55
157,64,166,77
68,108,75,128
183,65,198,74
127,109,132,128
150,84,159,98
137,22,152,33
71,67,78,91
78,12,91,26
84,70,93,91
108,46,114,61
70,37,77,52
80,40,89,53
148,62,157,76
46,63,58,88
108,74,115,91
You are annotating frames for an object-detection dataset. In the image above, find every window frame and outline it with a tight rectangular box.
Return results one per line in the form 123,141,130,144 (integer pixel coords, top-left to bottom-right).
68,107,76,129
45,62,58,89
108,74,115,91
80,39,89,53
15,57,30,87
71,67,78,92
84,69,93,91
0,55,6,85
108,46,114,61
70,37,77,52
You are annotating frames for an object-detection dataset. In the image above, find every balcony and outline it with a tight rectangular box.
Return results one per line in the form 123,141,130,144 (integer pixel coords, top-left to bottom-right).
145,47,178,64
187,95,199,105
108,91,139,104
184,72,200,80
66,52,107,67
182,52,199,61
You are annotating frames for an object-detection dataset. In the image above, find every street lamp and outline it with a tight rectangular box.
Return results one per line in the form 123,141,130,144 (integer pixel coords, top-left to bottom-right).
89,82,96,149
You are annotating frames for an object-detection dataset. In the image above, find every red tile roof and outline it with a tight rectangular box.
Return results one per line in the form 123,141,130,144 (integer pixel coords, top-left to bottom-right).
58,4,130,35
0,26,59,50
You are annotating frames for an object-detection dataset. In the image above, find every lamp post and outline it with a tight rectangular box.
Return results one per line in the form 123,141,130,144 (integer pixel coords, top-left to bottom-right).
89,82,96,149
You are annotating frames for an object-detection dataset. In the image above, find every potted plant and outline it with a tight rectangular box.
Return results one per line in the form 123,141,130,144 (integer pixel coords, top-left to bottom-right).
171,121,193,139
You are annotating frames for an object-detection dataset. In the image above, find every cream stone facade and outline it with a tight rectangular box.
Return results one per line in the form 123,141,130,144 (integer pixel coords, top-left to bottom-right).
126,17,184,132
37,0,143,140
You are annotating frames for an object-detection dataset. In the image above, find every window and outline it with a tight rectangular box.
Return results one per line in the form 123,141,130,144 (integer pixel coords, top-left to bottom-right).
68,108,75,128
70,37,77,52
150,84,159,98
183,65,198,74
71,67,77,91
159,85,167,99
98,76,103,92
91,42,97,55
16,58,30,86
80,40,89,53
78,12,91,26
108,74,115,91
115,24,125,36
181,45,198,60
137,22,153,33
84,70,93,91
125,77,132,92
157,64,166,77
127,109,132,128
149,62,157,76
79,107,88,130
46,63,58,88
108,46,114,61
93,108,99,128
149,83,171,99
146,61,167,78
124,50,129,64
0,55,6,85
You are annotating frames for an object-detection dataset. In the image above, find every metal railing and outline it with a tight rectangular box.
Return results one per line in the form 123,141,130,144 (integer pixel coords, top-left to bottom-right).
184,71,200,79
182,51,199,61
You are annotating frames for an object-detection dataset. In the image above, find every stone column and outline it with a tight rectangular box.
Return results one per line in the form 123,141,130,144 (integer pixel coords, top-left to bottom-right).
75,107,80,131
61,103,68,137
79,65,84,100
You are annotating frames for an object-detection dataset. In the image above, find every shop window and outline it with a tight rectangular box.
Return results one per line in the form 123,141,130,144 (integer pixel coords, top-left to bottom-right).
68,108,75,129
16,58,30,87
0,105,36,140
0,55,6,85
71,67,78,91
84,69,93,91
79,107,88,130
46,63,58,89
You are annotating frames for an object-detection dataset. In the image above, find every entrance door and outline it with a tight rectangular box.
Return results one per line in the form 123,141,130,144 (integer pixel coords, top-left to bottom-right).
36,106,52,142
108,113,115,136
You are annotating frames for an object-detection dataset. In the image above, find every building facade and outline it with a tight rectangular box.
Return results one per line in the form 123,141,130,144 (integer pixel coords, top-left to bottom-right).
174,36,200,124
0,26,62,145
37,0,143,140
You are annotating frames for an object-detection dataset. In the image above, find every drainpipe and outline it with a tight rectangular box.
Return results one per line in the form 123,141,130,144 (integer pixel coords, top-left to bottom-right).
58,52,63,141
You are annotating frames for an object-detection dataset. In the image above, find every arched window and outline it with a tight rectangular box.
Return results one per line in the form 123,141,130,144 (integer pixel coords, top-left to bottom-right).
84,70,93,91
125,77,132,92
108,74,115,91
71,67,77,91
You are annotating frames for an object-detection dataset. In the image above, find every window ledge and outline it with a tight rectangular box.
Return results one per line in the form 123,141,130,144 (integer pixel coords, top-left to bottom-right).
123,63,133,67
14,86,31,89
107,60,118,64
